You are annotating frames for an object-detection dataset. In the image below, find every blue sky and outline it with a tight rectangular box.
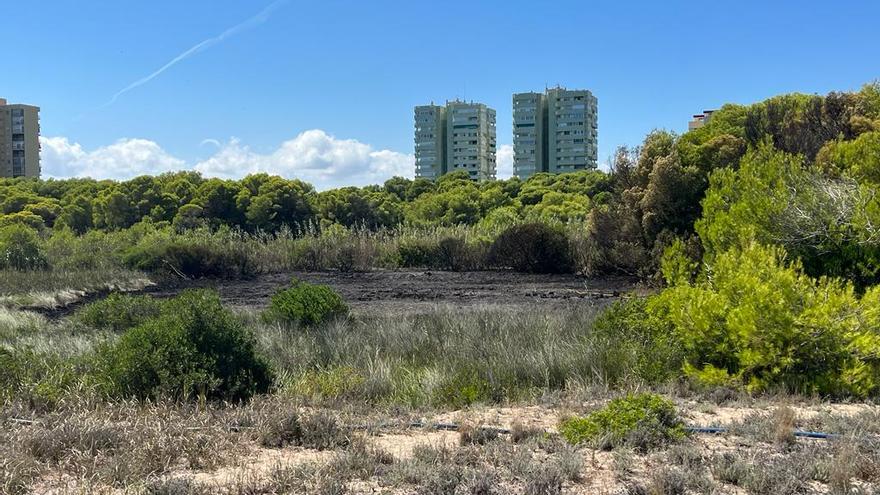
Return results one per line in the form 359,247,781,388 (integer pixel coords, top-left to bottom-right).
5,1,880,188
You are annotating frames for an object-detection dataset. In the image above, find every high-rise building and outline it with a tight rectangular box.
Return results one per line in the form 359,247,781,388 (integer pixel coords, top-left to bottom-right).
0,98,41,178
512,92,546,180
414,104,447,180
512,87,598,179
688,109,716,131
414,100,496,181
446,101,496,181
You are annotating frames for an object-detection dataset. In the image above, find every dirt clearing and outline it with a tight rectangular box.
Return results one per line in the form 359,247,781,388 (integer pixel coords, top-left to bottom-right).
141,270,643,316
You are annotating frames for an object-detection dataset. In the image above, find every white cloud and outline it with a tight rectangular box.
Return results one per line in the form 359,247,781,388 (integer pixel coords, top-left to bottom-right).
496,144,514,180
40,136,185,179
40,130,415,189
193,130,414,189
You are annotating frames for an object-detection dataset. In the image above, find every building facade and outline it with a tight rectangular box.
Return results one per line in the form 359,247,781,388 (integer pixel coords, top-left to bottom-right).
414,100,496,181
512,92,546,180
414,104,447,180
0,98,41,178
512,87,598,179
688,109,716,131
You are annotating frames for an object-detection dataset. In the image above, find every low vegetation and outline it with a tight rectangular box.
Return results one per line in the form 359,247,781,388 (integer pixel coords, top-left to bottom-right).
96,290,272,401
263,279,349,327
559,393,685,451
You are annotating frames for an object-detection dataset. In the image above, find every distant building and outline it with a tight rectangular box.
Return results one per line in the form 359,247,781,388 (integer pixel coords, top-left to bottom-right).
688,109,716,131
512,92,546,180
0,98,41,178
513,87,598,180
414,100,496,182
414,104,447,180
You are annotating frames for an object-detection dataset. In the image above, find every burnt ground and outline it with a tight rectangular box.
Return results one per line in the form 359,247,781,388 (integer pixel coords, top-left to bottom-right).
141,270,644,316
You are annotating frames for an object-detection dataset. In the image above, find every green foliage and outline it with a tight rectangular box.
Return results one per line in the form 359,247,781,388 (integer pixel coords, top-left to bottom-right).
264,279,348,327
558,393,685,451
123,231,256,279
649,242,880,397
488,222,572,273
431,368,494,408
97,289,273,401
0,347,86,410
698,142,880,288
74,293,164,333
288,366,366,401
0,224,47,270
816,131,880,184
590,298,681,385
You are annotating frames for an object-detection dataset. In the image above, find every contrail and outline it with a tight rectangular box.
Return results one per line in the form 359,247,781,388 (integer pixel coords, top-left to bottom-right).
104,0,287,106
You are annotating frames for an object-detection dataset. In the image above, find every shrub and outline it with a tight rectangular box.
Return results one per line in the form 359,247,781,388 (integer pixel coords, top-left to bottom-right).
436,236,474,271
0,224,47,270
260,411,349,450
263,279,348,327
431,368,494,408
124,237,256,279
650,242,880,397
589,298,681,386
74,293,164,332
558,393,685,451
488,223,572,273
397,238,440,268
97,289,272,401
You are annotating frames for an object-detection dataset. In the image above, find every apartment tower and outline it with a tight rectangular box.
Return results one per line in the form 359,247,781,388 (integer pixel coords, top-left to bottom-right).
512,87,597,179
0,98,41,178
414,104,447,179
414,100,496,181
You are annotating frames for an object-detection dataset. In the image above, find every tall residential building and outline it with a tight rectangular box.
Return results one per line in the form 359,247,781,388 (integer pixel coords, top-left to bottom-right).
512,92,546,179
512,87,598,179
414,104,447,179
414,100,496,181
446,101,496,181
688,109,716,131
0,98,41,178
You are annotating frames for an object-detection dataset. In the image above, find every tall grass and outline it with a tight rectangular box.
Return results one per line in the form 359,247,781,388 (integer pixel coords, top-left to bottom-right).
8,220,601,297
252,304,645,407
1,299,648,411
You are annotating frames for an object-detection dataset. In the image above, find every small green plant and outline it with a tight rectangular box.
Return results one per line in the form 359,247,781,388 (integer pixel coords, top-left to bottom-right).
74,293,164,332
431,368,494,408
558,393,685,451
263,279,348,327
97,289,273,401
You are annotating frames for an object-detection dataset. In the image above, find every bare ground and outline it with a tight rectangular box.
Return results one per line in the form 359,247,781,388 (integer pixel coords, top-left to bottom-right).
143,270,645,316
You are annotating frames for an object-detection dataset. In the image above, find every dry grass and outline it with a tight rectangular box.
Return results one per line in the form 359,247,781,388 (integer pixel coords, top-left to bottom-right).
2,398,880,494
0,269,151,309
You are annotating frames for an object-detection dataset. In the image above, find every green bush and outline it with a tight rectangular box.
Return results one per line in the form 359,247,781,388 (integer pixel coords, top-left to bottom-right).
590,298,681,386
124,237,256,279
0,224,47,270
263,279,348,327
397,238,440,268
431,368,494,408
97,289,272,401
650,242,880,397
74,293,164,332
559,393,685,451
488,222,573,273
